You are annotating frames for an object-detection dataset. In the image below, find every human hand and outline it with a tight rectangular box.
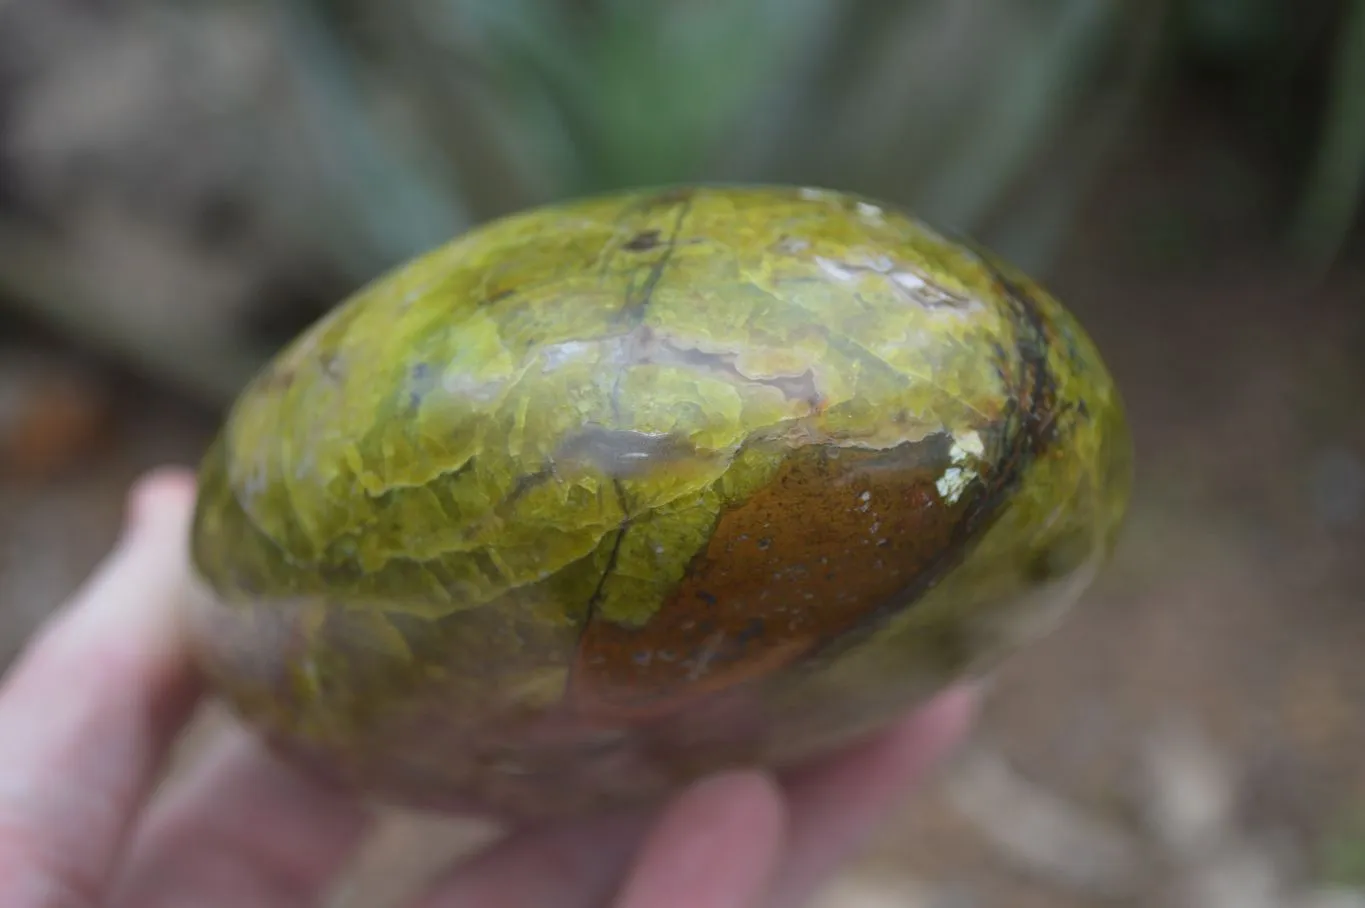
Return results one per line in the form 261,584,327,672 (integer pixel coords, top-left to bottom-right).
0,468,978,908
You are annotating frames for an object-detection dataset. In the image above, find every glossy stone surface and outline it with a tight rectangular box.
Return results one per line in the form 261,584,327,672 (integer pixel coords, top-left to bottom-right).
188,185,1132,819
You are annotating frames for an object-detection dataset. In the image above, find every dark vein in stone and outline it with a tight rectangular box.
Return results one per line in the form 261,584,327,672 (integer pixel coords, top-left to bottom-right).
605,195,694,428
581,485,629,630
617,195,693,327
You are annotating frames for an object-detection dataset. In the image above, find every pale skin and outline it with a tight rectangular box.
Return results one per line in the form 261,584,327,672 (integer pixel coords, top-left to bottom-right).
0,467,978,908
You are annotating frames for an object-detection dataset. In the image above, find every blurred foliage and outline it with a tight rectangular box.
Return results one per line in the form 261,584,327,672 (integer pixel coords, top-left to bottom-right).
274,0,1365,272
1320,810,1365,889
1173,0,1365,266
0,0,1362,402
284,0,1157,275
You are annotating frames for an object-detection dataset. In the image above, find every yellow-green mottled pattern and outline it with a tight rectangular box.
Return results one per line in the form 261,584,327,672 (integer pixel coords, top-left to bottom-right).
188,185,1131,819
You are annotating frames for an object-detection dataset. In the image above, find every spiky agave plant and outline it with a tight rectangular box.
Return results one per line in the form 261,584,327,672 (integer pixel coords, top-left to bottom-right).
290,0,1155,273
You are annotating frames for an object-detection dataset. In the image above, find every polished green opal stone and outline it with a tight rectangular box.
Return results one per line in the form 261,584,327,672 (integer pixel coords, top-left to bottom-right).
188,185,1132,819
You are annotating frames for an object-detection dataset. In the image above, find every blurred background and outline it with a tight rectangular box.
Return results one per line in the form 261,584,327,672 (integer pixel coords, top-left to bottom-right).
1,0,1364,905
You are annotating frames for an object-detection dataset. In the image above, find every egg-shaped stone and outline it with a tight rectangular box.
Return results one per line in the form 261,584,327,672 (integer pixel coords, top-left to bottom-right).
188,185,1132,820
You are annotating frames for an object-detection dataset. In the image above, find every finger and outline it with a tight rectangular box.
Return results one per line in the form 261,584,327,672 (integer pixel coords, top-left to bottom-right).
409,691,975,908
109,723,372,908
0,468,204,908
613,771,786,908
408,772,786,908
408,808,655,908
764,685,980,908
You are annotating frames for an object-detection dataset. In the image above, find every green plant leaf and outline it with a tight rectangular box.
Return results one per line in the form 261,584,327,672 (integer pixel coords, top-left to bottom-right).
1288,0,1365,269
275,0,470,273
908,0,1129,234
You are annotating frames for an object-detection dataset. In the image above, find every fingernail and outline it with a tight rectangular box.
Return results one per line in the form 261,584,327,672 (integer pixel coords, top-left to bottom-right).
123,467,197,535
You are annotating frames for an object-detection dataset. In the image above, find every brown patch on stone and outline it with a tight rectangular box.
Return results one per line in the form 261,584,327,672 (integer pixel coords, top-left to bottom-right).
569,437,985,718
